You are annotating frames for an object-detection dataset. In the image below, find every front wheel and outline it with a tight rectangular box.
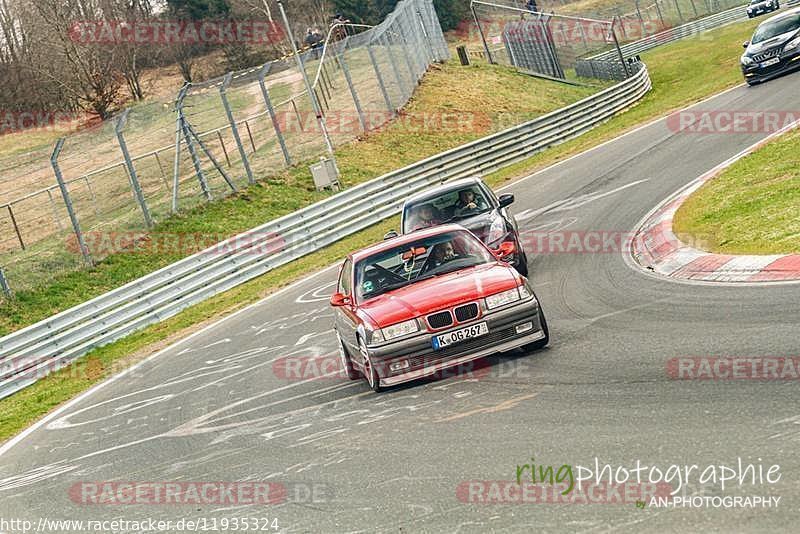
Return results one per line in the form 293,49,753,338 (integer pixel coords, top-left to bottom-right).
337,333,360,380
359,337,383,392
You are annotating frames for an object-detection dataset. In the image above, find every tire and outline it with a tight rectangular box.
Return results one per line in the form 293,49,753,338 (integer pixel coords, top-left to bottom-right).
523,307,549,352
337,332,360,380
358,336,383,392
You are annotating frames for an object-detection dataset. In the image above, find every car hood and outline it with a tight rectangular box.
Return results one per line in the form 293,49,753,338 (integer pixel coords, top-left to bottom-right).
358,263,520,328
746,30,798,54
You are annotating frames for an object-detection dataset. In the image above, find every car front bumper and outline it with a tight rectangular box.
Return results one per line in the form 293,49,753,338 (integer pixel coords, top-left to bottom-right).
742,50,800,82
364,296,545,387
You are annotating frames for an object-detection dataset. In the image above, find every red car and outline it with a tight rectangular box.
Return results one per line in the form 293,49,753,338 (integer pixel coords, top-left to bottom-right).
330,224,549,391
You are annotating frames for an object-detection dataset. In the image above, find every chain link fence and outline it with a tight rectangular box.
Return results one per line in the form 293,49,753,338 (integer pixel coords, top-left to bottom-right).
467,0,747,81
0,0,447,297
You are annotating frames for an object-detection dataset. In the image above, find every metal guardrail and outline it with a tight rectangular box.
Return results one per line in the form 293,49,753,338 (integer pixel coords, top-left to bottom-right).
0,64,652,400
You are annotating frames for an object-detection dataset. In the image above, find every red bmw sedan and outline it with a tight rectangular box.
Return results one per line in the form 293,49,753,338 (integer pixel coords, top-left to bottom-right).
330,224,548,391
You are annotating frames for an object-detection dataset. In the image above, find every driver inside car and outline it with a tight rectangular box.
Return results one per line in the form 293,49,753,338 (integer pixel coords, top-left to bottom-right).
411,204,443,230
423,241,457,272
452,189,487,217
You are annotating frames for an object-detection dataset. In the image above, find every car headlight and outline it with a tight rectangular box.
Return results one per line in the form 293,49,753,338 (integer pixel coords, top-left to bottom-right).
486,287,522,309
518,283,533,300
741,55,754,66
366,326,385,345
785,35,800,52
487,216,507,246
381,319,419,340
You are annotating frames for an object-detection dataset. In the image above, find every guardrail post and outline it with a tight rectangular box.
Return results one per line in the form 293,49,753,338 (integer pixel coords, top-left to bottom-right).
258,63,292,167
335,45,368,133
115,110,154,229
0,267,11,299
367,45,395,114
6,205,24,250
51,138,93,267
221,72,255,184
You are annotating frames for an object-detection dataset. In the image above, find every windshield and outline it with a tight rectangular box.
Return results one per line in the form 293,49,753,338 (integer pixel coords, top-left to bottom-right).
355,230,495,301
402,185,493,232
752,14,800,43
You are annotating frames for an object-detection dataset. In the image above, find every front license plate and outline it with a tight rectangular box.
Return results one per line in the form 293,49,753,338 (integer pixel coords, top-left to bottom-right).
432,322,489,350
760,57,780,68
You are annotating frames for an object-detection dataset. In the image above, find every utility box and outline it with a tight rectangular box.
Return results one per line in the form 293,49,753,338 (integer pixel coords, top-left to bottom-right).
310,157,340,191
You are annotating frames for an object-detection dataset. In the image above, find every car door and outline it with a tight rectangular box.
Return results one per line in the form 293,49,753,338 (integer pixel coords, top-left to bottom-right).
334,258,360,356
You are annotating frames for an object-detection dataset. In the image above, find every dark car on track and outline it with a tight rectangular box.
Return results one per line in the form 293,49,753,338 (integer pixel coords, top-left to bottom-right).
330,224,548,392
394,177,530,276
741,8,800,85
747,0,780,18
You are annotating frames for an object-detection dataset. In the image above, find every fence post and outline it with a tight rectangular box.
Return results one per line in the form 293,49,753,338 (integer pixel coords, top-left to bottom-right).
258,63,292,167
115,110,154,229
336,45,368,133
171,113,183,213
367,45,395,114
50,138,93,267
0,267,11,299
6,205,24,250
277,0,337,160
396,14,421,85
220,72,255,184
175,86,212,201
610,24,630,78
655,0,665,28
471,3,494,64
688,0,699,18
673,0,684,22
382,33,408,101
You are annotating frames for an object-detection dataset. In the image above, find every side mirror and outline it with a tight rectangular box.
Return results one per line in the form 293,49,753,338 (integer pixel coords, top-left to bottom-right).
383,230,399,240
498,194,515,208
330,292,351,307
493,241,516,259
743,41,750,49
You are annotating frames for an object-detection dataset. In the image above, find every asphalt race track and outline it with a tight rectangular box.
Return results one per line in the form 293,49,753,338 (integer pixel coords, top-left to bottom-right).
2,73,799,533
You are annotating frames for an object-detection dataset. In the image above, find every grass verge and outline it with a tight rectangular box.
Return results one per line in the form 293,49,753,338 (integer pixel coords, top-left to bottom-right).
673,128,800,254
0,17,766,441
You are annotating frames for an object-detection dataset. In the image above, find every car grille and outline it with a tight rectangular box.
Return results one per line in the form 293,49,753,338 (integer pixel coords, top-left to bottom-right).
753,48,780,63
426,310,453,329
399,326,521,373
454,303,479,322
